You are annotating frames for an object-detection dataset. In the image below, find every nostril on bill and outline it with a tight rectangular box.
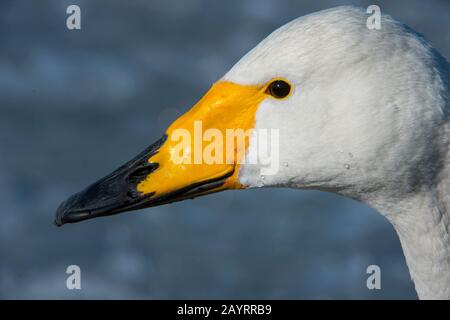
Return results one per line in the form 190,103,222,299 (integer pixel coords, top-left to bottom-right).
126,189,140,199
128,163,159,182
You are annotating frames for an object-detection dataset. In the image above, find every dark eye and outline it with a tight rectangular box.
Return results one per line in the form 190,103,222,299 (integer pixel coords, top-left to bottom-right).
266,80,291,99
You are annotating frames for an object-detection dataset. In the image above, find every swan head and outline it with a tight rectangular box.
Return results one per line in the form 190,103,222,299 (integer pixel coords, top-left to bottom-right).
55,6,449,225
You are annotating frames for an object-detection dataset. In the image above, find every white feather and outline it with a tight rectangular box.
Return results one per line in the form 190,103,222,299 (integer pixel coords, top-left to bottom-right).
224,6,450,299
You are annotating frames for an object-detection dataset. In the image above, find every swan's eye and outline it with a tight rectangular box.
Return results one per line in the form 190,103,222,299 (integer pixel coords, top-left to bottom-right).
266,80,291,99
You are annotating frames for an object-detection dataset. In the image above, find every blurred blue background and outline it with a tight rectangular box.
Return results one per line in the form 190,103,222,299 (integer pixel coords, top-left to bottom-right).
1,0,449,299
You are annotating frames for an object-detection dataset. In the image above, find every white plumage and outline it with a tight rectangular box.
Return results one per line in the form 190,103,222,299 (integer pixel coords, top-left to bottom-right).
225,6,450,299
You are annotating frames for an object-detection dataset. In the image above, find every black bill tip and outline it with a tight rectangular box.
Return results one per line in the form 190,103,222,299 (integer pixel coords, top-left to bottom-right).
54,133,234,227
54,135,166,226
54,196,91,227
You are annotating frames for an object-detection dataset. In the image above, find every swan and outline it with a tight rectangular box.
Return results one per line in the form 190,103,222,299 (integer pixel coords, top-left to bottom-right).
55,6,450,299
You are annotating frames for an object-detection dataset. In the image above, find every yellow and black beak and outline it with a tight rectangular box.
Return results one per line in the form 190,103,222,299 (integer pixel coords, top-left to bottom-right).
55,81,267,226
55,134,234,226
55,135,165,226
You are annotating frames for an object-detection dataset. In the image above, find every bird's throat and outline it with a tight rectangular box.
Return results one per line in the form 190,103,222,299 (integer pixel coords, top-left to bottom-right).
383,188,450,299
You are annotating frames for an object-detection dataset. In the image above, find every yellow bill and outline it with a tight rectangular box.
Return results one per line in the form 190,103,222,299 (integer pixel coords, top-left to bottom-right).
55,81,268,225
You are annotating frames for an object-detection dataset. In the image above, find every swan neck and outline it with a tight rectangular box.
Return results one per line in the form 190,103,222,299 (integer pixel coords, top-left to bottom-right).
385,188,450,299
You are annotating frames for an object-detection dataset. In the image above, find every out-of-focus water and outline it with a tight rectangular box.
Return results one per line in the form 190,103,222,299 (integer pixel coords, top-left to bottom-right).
1,0,449,299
